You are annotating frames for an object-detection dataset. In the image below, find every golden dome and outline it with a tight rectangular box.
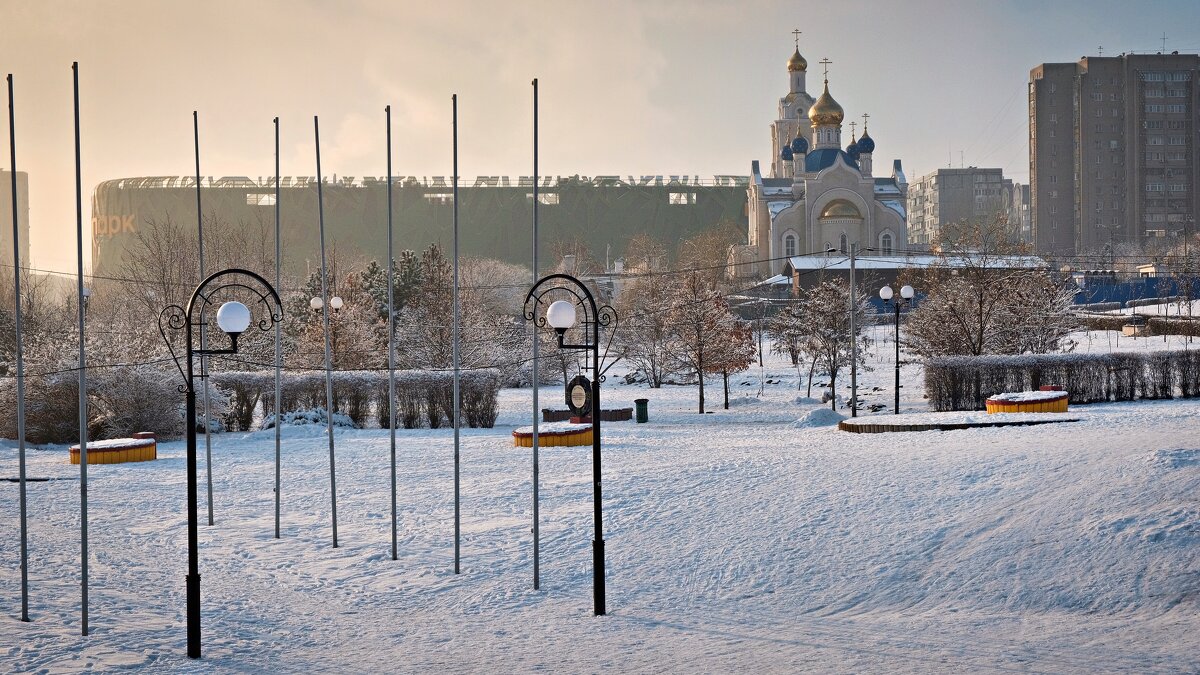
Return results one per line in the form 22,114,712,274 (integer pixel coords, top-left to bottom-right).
808,81,844,127
820,200,861,219
787,48,807,72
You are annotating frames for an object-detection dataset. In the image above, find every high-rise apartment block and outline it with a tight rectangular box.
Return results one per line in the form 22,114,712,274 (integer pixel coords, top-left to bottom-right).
1029,53,1199,257
906,167,1018,247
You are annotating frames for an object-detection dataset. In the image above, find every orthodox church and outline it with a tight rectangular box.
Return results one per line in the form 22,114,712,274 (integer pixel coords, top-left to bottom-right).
736,43,908,278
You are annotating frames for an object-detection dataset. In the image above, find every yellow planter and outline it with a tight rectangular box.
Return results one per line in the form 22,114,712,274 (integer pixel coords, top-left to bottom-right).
984,395,1069,414
512,427,593,447
70,439,157,464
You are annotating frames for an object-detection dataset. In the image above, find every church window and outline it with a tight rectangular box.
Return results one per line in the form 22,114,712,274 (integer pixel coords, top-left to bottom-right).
880,232,894,255
784,234,797,257
839,233,848,253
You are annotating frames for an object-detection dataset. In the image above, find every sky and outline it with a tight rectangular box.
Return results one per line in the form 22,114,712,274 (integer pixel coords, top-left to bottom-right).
1,0,1198,273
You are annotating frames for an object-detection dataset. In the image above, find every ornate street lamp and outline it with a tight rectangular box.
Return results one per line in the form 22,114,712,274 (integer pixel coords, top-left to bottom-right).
879,284,915,415
159,269,283,659
523,274,618,616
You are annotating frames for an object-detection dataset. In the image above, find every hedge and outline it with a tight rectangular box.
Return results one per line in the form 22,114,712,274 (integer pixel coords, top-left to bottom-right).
210,369,501,431
925,349,1200,411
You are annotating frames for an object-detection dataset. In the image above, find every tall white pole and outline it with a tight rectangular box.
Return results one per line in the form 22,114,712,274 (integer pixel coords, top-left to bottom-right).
193,112,215,526
451,94,461,574
531,78,541,590
315,116,339,548
386,105,398,561
72,62,90,635
8,72,30,624
273,117,282,539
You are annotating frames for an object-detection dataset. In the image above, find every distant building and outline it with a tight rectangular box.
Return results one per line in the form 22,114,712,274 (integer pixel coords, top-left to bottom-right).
1029,52,1200,257
740,44,908,278
90,175,748,276
906,168,1019,246
0,170,31,265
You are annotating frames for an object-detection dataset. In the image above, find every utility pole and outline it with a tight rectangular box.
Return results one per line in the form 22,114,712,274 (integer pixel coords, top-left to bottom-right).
848,243,858,417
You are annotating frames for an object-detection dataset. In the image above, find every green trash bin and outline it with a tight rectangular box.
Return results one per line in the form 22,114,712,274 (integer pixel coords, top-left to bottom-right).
634,398,649,423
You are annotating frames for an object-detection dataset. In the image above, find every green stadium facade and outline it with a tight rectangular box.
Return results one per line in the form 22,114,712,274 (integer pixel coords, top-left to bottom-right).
91,175,749,275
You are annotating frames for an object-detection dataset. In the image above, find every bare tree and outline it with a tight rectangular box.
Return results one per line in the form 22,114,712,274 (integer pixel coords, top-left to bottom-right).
665,272,754,413
793,278,872,410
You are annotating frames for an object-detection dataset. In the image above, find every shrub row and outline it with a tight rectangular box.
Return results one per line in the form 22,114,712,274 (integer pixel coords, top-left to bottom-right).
925,350,1200,411
1078,314,1200,337
210,369,501,431
0,366,191,444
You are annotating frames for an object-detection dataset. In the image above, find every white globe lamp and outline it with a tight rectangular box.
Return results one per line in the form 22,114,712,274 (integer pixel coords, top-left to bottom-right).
216,301,252,337
546,300,577,332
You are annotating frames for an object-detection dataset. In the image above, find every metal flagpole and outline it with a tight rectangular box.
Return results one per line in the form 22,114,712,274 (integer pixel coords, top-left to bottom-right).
451,94,461,574
315,116,339,548
72,62,90,635
193,111,215,525
386,105,398,561
8,72,30,624
273,117,282,539
531,78,540,590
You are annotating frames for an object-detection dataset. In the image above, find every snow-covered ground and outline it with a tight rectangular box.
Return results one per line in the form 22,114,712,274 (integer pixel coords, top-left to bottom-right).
1,331,1198,673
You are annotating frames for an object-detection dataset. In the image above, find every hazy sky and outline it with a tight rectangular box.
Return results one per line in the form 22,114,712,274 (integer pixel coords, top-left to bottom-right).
2,0,1198,273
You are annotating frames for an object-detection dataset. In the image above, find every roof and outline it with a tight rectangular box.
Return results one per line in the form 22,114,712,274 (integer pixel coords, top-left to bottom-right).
786,253,1048,272
879,198,906,219
805,148,859,173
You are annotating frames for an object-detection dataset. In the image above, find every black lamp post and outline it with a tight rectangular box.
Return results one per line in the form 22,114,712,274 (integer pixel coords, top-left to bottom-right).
159,269,283,659
879,284,914,415
524,274,617,616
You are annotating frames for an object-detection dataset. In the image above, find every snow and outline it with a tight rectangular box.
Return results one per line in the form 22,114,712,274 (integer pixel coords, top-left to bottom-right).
987,390,1069,403
793,407,846,427
513,421,591,435
69,438,155,451
1,333,1198,672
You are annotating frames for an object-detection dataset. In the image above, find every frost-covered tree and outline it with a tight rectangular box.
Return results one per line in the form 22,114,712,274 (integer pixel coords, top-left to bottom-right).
905,217,1077,357
665,272,754,413
616,270,676,387
793,278,872,410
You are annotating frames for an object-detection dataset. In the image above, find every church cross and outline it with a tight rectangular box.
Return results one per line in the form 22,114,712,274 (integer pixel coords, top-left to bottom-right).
849,121,857,139
861,112,870,132
792,29,802,49
819,58,832,81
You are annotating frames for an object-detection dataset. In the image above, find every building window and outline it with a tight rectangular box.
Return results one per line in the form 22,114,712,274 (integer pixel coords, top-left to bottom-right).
1166,104,1186,113
1145,104,1164,113
839,233,848,253
784,233,797,257
880,232,894,255
1109,140,1119,150
246,193,275,206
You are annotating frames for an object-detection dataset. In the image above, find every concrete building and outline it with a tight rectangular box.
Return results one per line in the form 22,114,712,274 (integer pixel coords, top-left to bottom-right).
739,44,907,278
1029,52,1200,257
906,168,1018,247
0,170,31,266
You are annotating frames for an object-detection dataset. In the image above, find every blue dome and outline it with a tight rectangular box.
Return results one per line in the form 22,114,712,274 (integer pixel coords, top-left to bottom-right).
846,140,861,159
856,134,875,153
780,145,794,161
790,135,809,154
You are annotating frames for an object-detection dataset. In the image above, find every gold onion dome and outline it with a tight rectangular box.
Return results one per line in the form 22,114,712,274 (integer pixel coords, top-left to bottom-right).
787,48,808,72
808,81,844,126
821,200,861,219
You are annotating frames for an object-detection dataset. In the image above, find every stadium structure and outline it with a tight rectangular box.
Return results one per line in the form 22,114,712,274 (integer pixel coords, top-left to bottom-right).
91,174,749,276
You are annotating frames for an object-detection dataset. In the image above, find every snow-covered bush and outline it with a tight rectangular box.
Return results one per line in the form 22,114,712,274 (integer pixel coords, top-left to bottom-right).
260,408,357,429
91,366,198,439
0,365,195,443
925,350,1200,410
